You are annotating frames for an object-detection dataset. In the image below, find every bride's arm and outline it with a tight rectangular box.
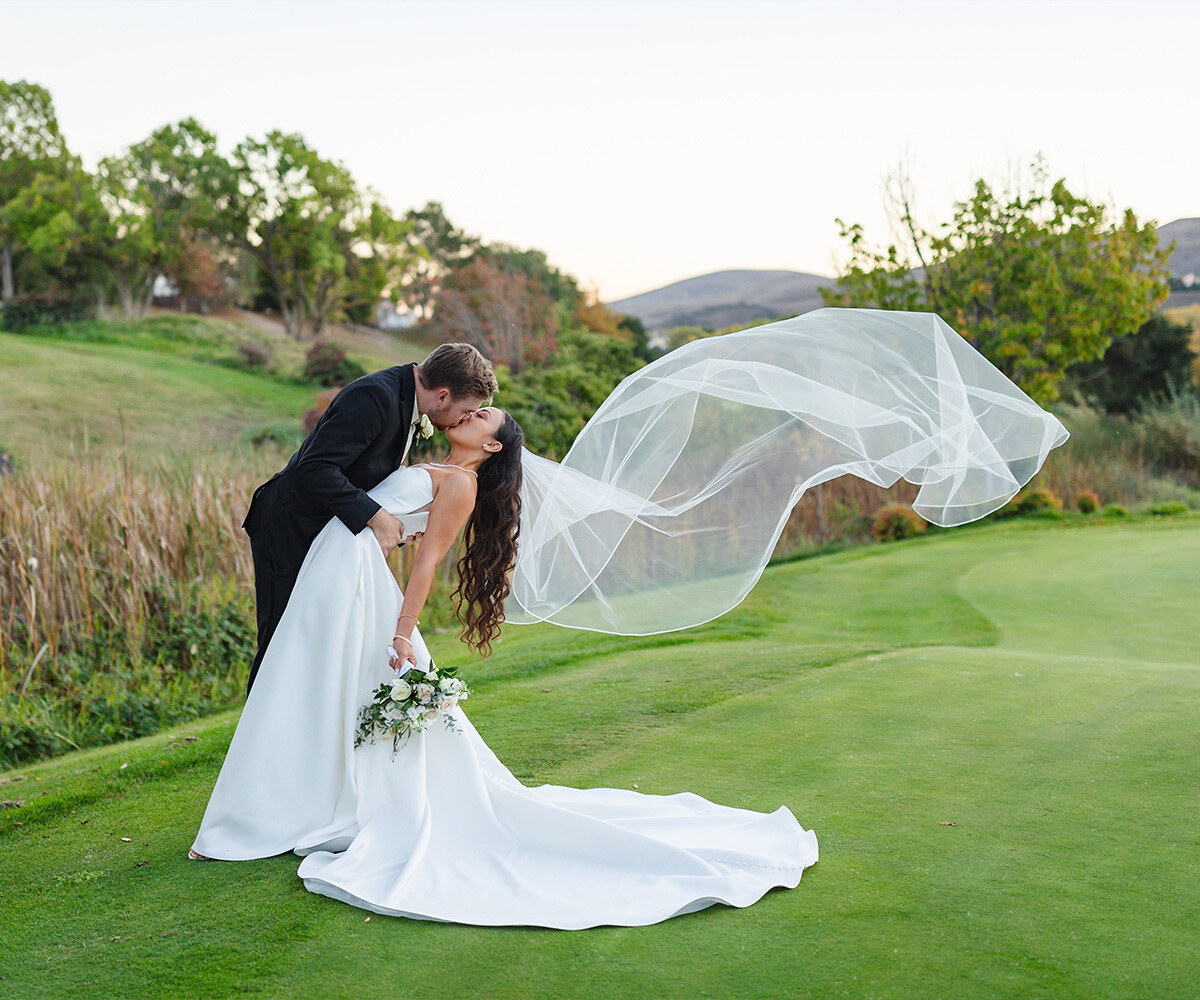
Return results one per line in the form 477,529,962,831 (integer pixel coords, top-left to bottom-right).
389,473,477,669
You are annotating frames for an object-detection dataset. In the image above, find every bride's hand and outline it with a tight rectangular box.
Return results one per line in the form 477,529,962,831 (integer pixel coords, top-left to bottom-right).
389,635,416,672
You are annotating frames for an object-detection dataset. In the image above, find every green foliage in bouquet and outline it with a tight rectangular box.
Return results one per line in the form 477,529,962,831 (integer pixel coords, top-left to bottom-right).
354,661,470,757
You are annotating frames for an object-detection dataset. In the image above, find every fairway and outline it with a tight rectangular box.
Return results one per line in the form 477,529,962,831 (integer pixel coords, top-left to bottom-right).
2,518,1197,999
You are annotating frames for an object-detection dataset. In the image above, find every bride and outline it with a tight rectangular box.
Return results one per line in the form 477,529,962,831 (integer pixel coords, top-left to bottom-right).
191,308,1067,928
190,406,819,929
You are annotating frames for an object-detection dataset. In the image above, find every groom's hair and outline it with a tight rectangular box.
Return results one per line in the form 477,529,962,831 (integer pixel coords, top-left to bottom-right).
417,343,498,400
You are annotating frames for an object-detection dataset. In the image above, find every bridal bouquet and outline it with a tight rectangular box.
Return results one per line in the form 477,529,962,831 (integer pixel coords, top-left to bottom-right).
354,660,471,756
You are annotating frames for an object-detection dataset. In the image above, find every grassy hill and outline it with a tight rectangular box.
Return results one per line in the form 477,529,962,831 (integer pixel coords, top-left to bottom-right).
2,517,1197,999
0,312,429,465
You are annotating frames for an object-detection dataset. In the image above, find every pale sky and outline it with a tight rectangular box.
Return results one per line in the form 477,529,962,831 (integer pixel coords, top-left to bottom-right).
2,0,1196,300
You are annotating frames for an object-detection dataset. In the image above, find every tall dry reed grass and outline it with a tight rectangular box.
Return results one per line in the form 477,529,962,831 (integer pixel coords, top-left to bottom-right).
0,449,460,766
1,457,253,667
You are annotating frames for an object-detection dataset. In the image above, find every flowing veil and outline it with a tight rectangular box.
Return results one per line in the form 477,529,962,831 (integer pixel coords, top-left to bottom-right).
509,308,1068,635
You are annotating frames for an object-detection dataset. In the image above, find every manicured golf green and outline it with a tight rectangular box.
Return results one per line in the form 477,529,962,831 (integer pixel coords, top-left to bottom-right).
2,518,1197,999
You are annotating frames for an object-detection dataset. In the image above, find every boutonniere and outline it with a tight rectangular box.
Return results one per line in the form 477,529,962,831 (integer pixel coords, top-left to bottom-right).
417,413,434,439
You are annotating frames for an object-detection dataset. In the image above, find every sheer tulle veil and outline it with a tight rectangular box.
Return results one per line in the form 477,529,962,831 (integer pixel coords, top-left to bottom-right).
508,308,1068,635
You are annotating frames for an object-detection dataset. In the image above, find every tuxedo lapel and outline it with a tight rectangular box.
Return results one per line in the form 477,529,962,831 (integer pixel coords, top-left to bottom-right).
396,363,417,466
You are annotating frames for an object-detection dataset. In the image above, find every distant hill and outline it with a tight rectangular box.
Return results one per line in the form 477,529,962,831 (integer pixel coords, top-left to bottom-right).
1160,217,1200,278
612,218,1200,332
607,270,831,331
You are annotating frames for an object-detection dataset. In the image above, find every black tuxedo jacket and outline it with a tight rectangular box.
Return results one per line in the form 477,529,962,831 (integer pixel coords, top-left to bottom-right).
244,363,417,576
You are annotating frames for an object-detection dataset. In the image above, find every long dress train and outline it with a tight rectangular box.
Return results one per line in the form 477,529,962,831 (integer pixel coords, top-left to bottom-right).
191,467,818,928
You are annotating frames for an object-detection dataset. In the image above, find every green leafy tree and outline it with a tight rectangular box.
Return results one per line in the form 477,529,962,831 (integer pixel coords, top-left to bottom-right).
341,198,419,326
399,201,479,321
214,132,405,338
0,80,71,300
617,313,663,362
1067,313,1197,414
1,162,114,312
477,242,581,309
821,160,1170,401
96,118,227,316
500,328,644,457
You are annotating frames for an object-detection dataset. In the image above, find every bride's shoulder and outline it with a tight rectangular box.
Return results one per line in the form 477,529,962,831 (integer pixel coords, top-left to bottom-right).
415,464,477,499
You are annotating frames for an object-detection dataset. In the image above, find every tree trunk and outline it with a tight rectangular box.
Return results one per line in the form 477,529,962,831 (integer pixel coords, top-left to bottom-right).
280,297,304,339
1,241,14,301
138,275,155,318
115,274,134,317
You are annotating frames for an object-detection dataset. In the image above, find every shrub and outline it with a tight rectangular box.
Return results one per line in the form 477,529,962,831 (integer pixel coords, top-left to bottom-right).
237,341,273,370
1102,504,1130,519
1135,387,1200,487
1013,488,1063,515
1076,490,1100,514
302,388,341,436
0,291,93,331
871,504,927,542
245,423,304,450
1147,501,1188,516
303,341,367,388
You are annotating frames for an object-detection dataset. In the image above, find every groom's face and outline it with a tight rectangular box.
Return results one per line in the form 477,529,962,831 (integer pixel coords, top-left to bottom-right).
427,389,488,431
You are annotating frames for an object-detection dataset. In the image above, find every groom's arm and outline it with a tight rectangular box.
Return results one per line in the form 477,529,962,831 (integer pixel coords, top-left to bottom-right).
290,381,390,534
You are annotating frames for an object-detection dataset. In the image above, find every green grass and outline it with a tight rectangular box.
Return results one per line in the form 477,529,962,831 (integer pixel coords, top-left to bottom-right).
0,330,316,462
0,311,442,464
2,517,1197,998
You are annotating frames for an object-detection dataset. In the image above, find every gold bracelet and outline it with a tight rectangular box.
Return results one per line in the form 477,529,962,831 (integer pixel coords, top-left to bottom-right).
392,634,413,643
397,615,420,625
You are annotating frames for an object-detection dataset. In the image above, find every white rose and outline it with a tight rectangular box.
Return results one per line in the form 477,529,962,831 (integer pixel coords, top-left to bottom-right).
438,677,455,691
418,413,435,439
415,683,435,702
438,696,457,712
390,680,412,701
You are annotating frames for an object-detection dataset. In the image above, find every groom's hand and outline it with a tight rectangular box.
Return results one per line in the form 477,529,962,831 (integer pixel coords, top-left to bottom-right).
367,509,404,556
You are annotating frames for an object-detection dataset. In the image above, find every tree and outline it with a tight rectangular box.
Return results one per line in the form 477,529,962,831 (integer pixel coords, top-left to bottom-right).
821,160,1170,401
398,201,479,321
1067,313,1197,414
215,132,405,338
500,328,644,457
341,198,419,326
423,256,557,373
96,118,227,316
616,313,663,363
476,242,581,309
0,80,71,301
1,162,114,310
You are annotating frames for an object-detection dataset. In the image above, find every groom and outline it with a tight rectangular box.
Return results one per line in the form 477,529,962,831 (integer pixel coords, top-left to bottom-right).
242,342,498,693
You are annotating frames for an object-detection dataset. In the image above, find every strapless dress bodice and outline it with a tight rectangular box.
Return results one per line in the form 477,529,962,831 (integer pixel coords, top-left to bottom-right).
367,466,434,533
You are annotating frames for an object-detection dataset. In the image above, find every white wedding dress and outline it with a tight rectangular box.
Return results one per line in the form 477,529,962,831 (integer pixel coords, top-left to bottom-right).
191,466,818,929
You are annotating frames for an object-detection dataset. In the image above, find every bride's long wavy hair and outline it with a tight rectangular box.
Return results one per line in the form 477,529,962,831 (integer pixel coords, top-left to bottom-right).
454,413,524,656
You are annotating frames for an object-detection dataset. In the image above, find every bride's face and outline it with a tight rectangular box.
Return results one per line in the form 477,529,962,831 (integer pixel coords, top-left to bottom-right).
447,406,506,453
